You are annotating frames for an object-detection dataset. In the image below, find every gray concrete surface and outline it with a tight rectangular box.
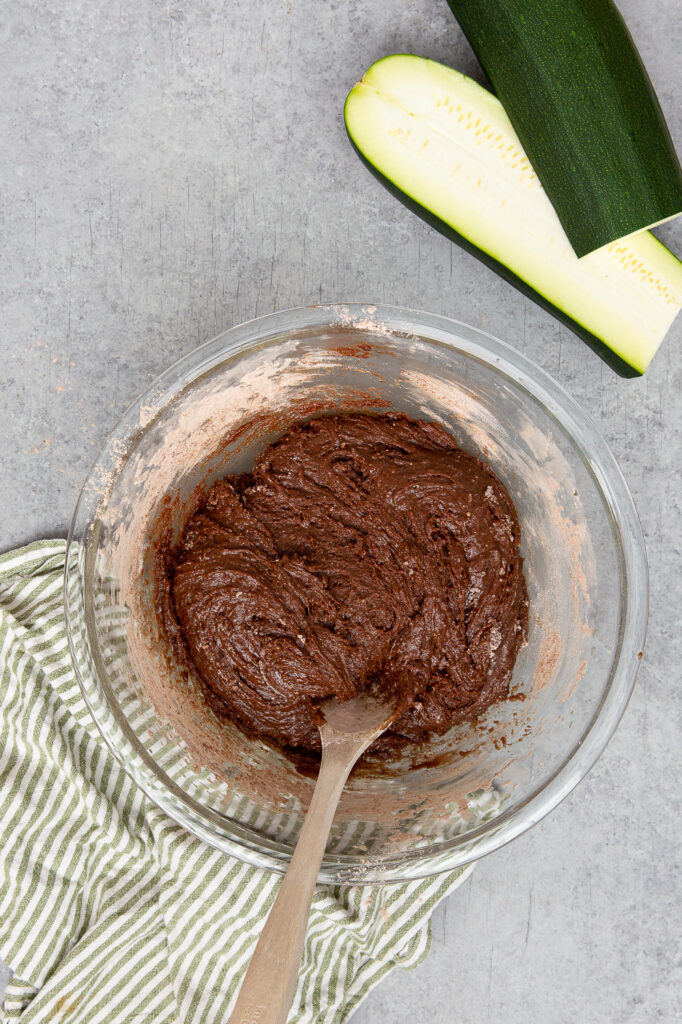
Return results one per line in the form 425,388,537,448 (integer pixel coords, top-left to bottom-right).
1,0,681,1020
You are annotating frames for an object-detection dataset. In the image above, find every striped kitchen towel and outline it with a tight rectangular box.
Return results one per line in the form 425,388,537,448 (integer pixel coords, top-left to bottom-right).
0,541,472,1024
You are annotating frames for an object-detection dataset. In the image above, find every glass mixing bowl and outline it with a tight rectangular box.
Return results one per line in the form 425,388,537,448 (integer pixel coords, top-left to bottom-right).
64,304,647,882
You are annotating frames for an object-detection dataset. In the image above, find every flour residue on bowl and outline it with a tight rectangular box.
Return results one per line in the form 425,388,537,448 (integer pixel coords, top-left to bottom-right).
80,317,604,877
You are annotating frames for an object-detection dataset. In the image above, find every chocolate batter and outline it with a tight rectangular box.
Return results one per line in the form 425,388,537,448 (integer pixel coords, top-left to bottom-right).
159,414,528,753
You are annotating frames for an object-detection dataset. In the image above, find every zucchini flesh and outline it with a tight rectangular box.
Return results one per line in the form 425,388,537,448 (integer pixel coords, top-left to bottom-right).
446,0,682,258
344,55,682,377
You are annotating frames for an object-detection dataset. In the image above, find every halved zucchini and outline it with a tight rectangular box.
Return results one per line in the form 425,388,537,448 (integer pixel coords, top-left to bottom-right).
447,0,682,258
344,55,682,376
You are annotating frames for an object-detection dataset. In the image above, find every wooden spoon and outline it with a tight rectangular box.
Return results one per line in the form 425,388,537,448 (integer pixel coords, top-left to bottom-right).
230,691,401,1024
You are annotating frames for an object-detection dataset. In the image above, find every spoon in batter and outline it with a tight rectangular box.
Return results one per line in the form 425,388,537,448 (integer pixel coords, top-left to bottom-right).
230,690,401,1024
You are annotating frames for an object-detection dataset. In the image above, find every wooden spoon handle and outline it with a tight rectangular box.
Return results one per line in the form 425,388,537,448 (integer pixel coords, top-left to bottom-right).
230,743,356,1024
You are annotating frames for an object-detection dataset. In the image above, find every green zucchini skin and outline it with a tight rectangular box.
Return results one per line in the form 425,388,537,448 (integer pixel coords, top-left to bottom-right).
447,0,682,258
349,140,641,377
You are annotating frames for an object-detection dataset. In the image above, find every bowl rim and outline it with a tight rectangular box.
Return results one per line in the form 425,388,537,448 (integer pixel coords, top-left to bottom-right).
64,303,648,882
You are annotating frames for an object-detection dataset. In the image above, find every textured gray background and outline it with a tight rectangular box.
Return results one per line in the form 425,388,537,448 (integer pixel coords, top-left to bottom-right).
1,0,681,1021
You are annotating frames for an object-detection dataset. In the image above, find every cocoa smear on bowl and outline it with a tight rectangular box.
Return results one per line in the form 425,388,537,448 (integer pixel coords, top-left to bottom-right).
89,323,595,866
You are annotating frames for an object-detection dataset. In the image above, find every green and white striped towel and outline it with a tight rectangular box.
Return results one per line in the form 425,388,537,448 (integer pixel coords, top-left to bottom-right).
0,541,471,1024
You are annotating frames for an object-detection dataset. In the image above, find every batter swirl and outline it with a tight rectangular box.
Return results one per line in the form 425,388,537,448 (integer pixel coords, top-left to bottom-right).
160,414,528,753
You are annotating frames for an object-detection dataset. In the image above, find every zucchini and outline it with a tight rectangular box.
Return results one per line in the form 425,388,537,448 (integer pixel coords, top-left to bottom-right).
344,55,682,377
446,0,682,257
